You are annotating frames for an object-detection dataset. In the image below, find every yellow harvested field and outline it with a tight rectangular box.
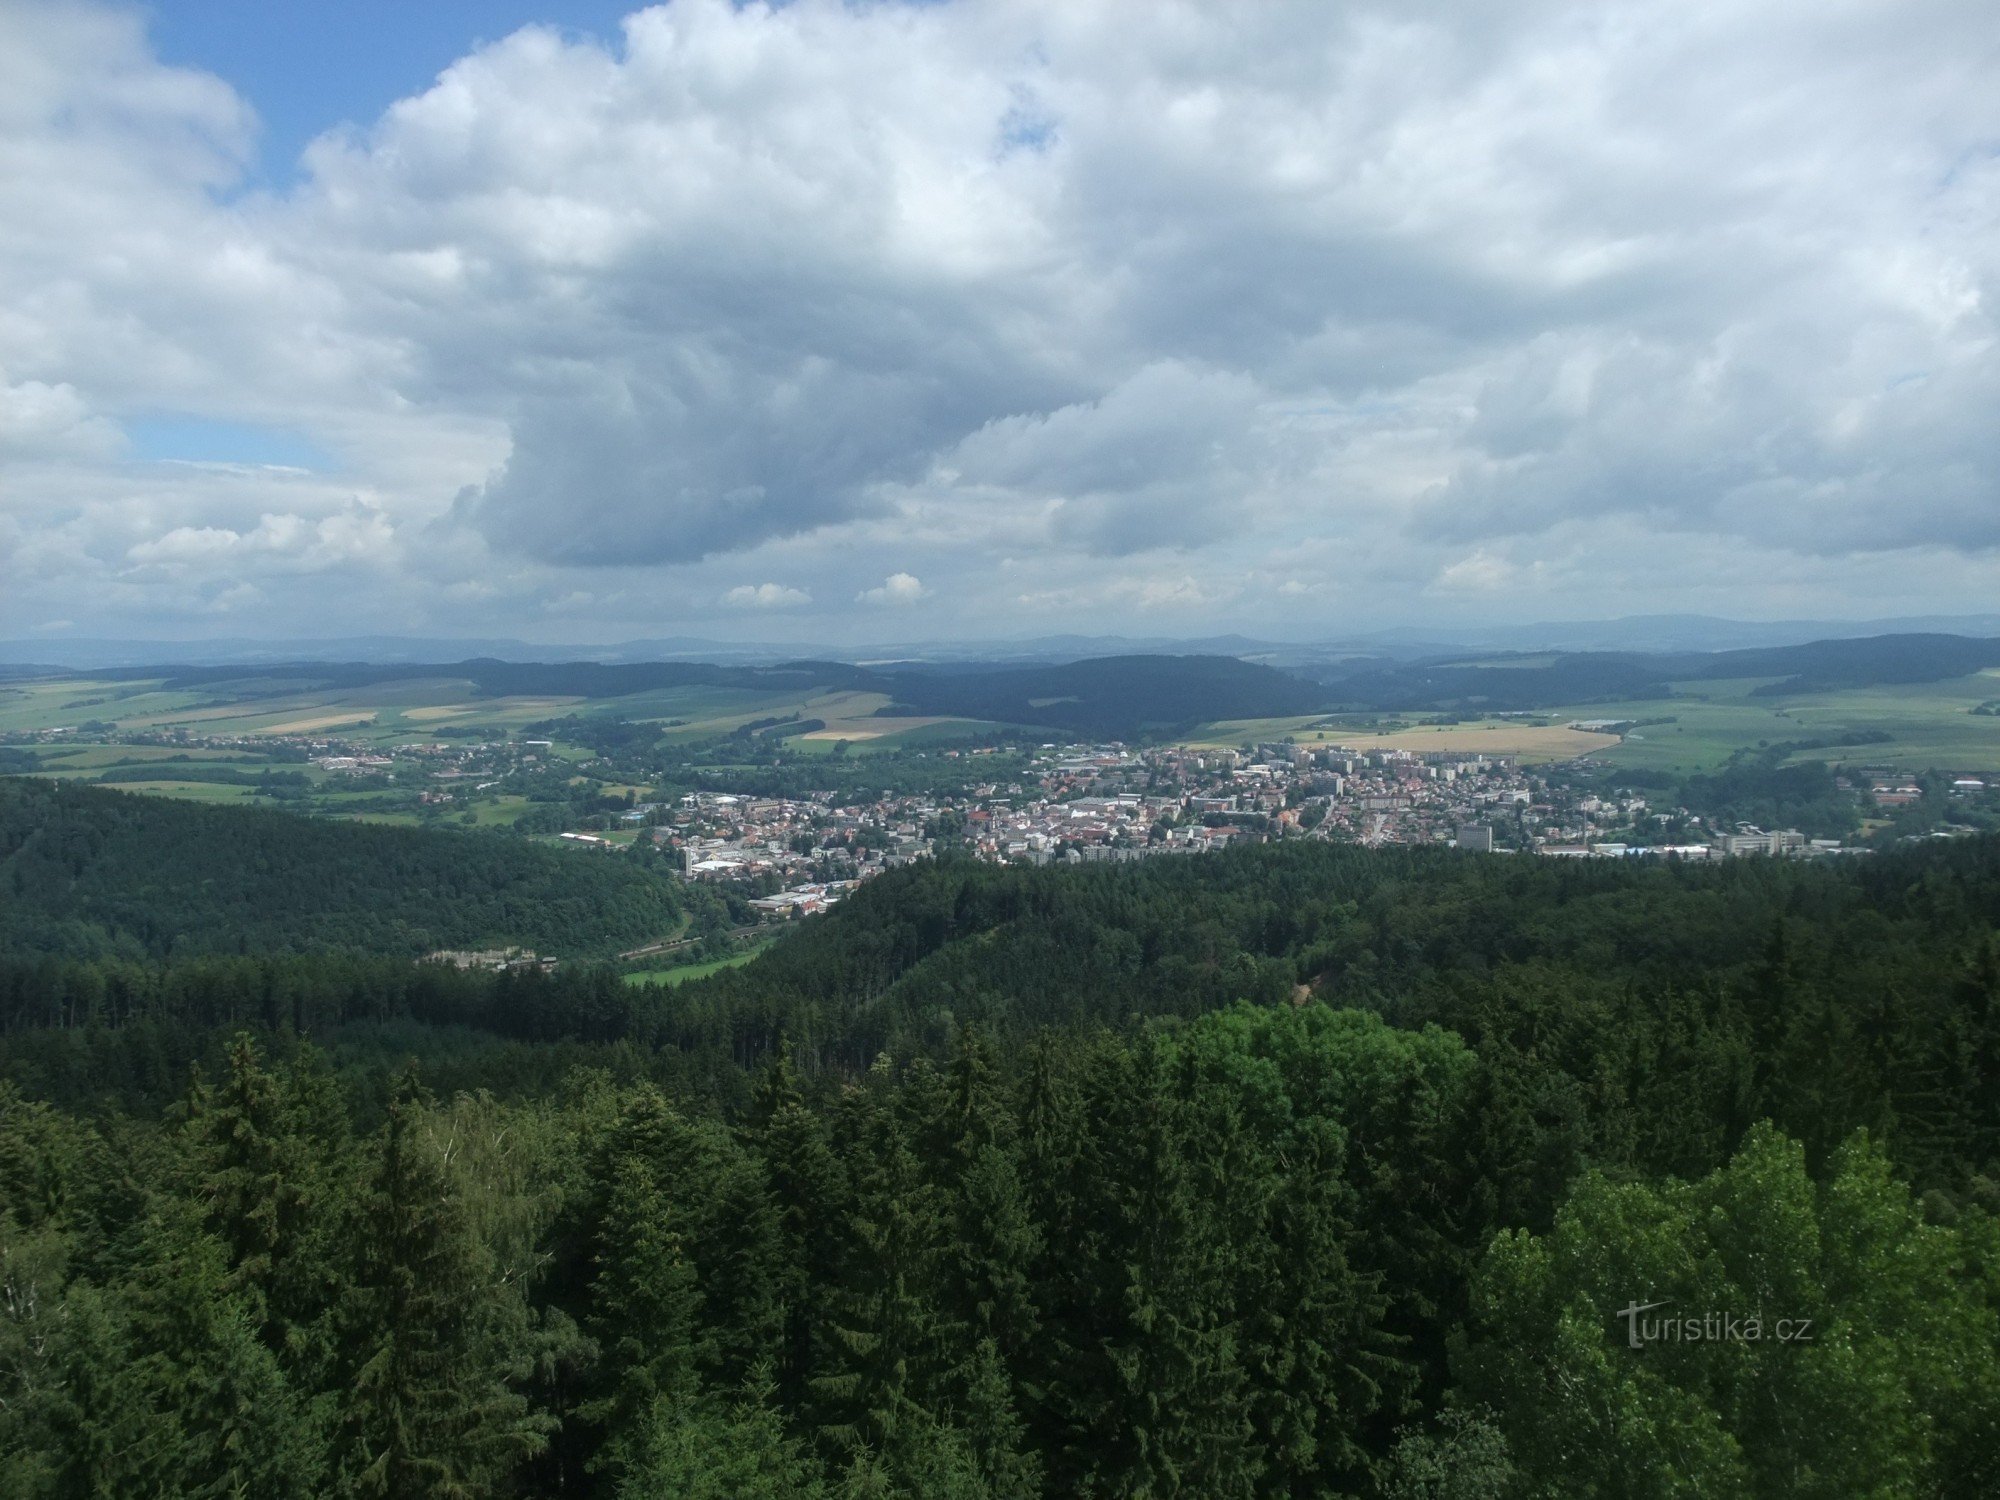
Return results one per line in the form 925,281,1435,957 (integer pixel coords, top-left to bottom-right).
1313,725,1618,759
123,702,274,727
781,689,960,741
425,695,584,720
486,697,582,712
256,712,380,734
1183,721,1620,761
798,717,951,742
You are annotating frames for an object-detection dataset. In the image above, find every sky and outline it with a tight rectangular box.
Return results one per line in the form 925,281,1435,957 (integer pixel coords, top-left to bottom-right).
1,0,1997,646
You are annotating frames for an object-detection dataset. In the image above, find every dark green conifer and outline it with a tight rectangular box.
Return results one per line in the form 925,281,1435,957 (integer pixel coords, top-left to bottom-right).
331,1068,550,1499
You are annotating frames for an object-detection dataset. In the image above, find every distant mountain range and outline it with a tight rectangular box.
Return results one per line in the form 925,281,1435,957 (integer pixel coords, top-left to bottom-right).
7,613,2000,670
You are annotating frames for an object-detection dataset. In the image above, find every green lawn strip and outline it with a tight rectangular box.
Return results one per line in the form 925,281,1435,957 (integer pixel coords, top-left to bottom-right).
622,942,773,987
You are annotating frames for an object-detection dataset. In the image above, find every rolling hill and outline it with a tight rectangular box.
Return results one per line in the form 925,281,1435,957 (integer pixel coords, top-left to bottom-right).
5,633,1996,744
0,777,685,961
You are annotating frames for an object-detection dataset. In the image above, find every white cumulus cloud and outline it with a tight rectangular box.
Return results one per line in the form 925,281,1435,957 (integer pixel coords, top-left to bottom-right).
858,572,928,606
0,0,1996,640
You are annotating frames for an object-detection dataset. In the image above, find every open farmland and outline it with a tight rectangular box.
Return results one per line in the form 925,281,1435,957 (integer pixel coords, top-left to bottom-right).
0,665,1016,827
28,743,264,768
0,677,219,732
0,671,998,748
1188,669,2000,773
76,779,263,802
790,689,962,741
1552,672,2000,774
1183,715,1621,762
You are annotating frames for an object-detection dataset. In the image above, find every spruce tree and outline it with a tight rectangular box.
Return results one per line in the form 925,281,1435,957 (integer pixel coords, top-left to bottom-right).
119,1207,326,1498
332,1068,550,1499
745,1047,851,1420
619,1365,827,1500
181,1035,337,1365
812,1060,955,1487
580,1149,700,1480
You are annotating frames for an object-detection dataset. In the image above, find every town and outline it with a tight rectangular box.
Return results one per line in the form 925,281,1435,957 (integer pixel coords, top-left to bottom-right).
17,715,1994,936
587,740,1888,921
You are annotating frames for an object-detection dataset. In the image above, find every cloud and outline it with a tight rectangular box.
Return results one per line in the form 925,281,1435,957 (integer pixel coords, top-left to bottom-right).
121,503,397,574
0,374,123,461
1016,571,1239,614
1433,549,1523,594
945,361,1273,554
723,581,811,609
858,571,928,606
1,0,1997,639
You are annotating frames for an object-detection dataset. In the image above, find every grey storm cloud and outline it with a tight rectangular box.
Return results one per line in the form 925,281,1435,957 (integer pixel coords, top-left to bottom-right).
458,360,932,565
944,362,1272,555
1,0,1997,637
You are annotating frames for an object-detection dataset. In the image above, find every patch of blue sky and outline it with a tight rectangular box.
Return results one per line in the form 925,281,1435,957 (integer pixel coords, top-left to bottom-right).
998,106,1057,156
145,1,639,187
125,416,334,471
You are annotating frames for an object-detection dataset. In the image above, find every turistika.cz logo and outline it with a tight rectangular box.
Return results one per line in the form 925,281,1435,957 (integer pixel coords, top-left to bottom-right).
1615,1300,1814,1349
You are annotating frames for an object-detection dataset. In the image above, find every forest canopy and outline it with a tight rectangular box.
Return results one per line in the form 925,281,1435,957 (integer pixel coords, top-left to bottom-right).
2,779,1997,1497
0,778,684,961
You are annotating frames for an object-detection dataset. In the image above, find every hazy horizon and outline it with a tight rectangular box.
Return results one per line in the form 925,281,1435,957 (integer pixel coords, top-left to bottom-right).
9,611,2000,673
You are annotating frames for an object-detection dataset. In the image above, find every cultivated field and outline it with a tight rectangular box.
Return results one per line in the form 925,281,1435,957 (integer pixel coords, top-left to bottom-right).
1189,670,2000,773
81,779,262,802
13,662,1996,800
1183,716,1620,762
0,668,1019,822
0,673,997,750
28,743,262,767
790,690,958,741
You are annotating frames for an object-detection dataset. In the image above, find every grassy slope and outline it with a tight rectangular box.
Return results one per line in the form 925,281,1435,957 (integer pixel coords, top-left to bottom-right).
622,944,771,987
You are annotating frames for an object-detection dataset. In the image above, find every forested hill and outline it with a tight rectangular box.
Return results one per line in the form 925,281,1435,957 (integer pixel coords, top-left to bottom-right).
672,833,2000,1085
0,777,682,960
884,654,1329,735
1,826,1999,1493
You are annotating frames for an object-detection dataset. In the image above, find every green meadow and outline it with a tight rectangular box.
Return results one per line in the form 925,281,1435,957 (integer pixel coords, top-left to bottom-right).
77,779,263,803
621,943,771,987
1559,672,2000,774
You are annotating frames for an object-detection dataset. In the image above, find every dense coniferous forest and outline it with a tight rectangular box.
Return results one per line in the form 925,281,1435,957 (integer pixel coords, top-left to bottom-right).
2,783,1999,1495
0,779,685,961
